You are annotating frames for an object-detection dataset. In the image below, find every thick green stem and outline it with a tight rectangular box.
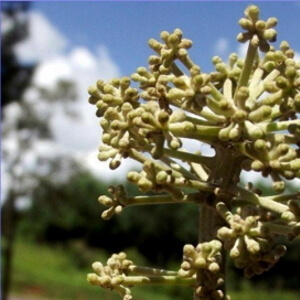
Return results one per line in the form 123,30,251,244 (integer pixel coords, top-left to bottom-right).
126,192,205,206
235,37,259,108
122,275,195,286
195,146,241,300
128,265,178,276
233,186,289,214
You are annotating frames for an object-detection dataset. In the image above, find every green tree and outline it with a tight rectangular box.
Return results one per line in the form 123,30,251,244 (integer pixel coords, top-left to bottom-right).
1,3,77,298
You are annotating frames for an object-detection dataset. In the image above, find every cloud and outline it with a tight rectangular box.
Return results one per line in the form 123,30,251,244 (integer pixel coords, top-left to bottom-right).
2,10,128,202
28,44,123,180
213,38,229,56
237,42,248,58
14,11,68,63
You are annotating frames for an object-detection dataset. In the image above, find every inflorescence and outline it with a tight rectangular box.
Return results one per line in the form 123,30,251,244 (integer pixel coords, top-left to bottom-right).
87,5,300,300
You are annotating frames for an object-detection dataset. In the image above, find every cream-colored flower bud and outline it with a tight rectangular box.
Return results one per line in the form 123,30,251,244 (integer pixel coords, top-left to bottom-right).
263,81,279,93
87,273,101,285
237,32,251,43
212,56,222,65
275,76,289,89
216,63,228,75
98,196,113,206
183,244,196,257
119,77,130,90
131,73,148,83
160,31,170,44
92,262,104,274
285,65,297,79
265,17,278,29
229,124,242,141
281,211,296,222
127,171,140,183
250,34,260,47
148,38,162,51
244,121,264,139
169,111,186,123
233,110,247,123
181,261,192,271
238,18,253,31
217,227,234,239
148,55,161,65
194,257,206,268
156,171,169,184
230,238,243,258
101,207,116,220
244,235,260,254
138,178,153,191
180,38,193,49
229,53,238,67
88,96,98,105
208,262,220,273
218,124,233,141
263,28,277,42
88,85,100,98
255,20,266,31
272,181,285,194
248,105,272,122
245,5,260,22
168,33,181,46
251,160,264,171
254,139,268,151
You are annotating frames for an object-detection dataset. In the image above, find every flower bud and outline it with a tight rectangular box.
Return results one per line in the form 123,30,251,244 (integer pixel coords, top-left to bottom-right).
239,18,253,31
245,5,260,22
255,20,266,31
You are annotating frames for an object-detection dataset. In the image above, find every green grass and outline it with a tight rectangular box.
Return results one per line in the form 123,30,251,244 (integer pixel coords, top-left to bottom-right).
8,239,299,300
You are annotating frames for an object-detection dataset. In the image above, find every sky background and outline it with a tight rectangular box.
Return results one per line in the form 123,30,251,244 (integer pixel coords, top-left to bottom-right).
2,1,300,201
32,1,300,74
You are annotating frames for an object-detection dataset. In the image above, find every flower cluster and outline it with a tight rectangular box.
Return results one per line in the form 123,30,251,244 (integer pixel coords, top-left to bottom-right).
98,185,128,219
87,4,300,300
87,252,134,300
88,5,300,196
178,241,227,300
216,202,287,277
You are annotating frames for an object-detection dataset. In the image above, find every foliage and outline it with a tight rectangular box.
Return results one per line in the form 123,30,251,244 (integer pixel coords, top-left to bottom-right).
1,1,35,109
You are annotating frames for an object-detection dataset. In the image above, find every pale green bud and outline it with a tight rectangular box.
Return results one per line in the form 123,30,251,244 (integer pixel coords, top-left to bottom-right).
248,105,272,122
148,38,162,51
208,262,220,273
255,20,266,31
251,160,264,171
245,5,259,22
88,85,100,98
194,257,206,268
239,18,253,31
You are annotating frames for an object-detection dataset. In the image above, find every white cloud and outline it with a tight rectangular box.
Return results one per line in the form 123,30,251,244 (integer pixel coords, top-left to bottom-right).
214,38,229,56
2,11,127,203
38,45,121,154
27,43,123,181
14,11,68,63
237,42,248,58
32,56,73,89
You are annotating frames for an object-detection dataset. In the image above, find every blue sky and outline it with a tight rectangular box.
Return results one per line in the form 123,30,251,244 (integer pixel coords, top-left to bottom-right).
33,1,300,75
